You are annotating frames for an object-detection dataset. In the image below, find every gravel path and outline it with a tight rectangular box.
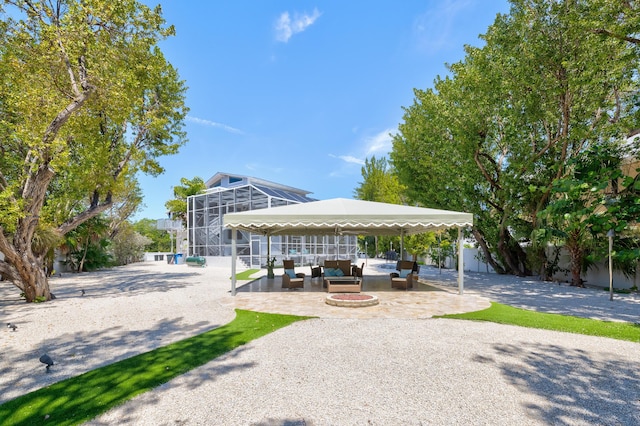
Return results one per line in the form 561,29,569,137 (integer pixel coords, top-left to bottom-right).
1,262,235,404
2,261,639,425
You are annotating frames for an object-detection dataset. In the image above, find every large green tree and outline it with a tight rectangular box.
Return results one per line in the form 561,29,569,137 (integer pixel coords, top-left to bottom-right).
392,0,638,276
0,0,187,302
354,156,405,204
165,176,206,225
354,156,407,256
132,218,171,252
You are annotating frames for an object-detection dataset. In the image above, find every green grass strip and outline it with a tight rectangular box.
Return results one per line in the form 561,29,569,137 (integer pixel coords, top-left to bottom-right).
436,302,640,343
0,309,311,425
231,269,260,280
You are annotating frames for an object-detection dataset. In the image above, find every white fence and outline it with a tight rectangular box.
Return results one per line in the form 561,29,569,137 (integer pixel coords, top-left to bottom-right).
424,247,638,290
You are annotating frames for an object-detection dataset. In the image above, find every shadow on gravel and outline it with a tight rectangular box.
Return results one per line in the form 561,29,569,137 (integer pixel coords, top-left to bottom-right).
0,316,225,405
85,346,256,426
0,310,303,425
0,268,200,308
492,342,640,425
251,419,310,426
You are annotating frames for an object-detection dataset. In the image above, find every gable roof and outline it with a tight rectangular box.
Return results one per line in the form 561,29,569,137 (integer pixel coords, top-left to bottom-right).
205,172,313,195
223,198,473,236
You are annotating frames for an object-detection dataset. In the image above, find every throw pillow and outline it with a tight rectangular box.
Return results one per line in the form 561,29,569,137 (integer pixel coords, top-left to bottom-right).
285,269,297,279
324,268,335,277
335,268,345,277
399,268,412,278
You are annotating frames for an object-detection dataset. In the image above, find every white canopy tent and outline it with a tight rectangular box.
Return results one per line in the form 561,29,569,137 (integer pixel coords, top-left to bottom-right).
223,198,473,295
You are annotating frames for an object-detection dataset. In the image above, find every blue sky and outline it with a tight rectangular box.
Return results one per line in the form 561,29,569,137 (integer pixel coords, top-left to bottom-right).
135,0,511,220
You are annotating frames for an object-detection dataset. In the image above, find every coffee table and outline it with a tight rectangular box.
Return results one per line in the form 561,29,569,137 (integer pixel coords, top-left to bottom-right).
325,277,362,293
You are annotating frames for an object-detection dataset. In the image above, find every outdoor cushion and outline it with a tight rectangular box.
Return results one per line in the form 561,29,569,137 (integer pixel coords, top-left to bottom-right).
399,268,412,278
324,268,335,277
334,268,345,277
285,269,297,279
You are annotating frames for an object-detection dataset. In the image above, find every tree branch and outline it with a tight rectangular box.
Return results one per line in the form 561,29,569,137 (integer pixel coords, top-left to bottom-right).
0,170,9,193
0,261,19,287
115,126,147,178
56,192,113,236
473,148,502,191
592,28,640,45
41,86,94,148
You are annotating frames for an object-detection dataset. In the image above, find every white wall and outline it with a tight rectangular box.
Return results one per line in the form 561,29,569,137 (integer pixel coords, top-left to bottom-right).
463,248,496,274
143,252,173,262
455,247,637,290
551,259,637,289
424,247,640,289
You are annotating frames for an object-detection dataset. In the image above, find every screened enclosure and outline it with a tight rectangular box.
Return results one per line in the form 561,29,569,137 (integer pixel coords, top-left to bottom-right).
187,174,358,267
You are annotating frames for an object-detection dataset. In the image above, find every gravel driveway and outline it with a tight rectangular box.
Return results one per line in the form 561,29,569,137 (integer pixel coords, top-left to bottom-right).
2,260,639,425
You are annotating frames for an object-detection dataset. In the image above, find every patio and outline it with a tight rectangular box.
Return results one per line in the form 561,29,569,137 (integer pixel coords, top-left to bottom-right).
236,272,437,293
224,259,491,319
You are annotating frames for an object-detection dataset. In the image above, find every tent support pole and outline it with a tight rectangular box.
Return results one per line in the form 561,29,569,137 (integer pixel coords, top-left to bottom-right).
400,229,405,261
457,227,464,295
267,234,271,262
267,234,272,277
231,229,237,296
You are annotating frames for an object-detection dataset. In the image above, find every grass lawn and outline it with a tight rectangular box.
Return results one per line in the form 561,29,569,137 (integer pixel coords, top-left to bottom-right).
0,309,311,426
232,268,260,280
437,302,640,343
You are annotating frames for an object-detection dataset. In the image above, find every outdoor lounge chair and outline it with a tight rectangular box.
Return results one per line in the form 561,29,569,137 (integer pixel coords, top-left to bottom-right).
353,262,365,278
390,260,416,290
395,259,420,274
282,259,305,289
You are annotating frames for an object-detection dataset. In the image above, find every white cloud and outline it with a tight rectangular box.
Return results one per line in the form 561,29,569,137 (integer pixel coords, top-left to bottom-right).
413,0,471,53
329,128,394,168
186,115,244,135
339,155,365,165
364,128,394,156
275,8,321,43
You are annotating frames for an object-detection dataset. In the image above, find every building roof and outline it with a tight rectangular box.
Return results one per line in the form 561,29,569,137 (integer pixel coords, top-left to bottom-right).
205,172,313,196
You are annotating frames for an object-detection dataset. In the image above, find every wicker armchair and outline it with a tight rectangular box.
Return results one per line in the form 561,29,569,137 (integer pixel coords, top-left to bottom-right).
352,262,365,278
390,260,416,290
310,263,322,279
282,259,305,289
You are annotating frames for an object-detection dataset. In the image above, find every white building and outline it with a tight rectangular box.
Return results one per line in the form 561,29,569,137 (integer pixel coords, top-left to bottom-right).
186,172,358,268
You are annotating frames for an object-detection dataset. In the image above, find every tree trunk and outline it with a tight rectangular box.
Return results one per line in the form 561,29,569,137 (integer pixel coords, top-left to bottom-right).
78,235,90,272
19,257,50,302
0,249,51,302
374,236,378,257
568,248,584,287
472,228,506,274
497,230,527,277
496,212,530,276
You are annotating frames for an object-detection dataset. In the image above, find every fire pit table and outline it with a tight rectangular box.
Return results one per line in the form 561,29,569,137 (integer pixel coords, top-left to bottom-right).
325,293,379,307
